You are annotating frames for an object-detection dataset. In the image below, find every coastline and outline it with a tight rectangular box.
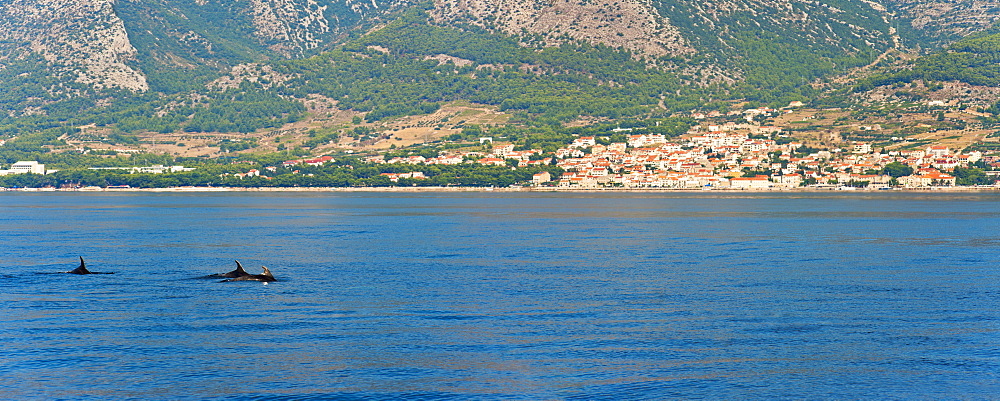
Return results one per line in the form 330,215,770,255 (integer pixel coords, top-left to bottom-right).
3,185,999,193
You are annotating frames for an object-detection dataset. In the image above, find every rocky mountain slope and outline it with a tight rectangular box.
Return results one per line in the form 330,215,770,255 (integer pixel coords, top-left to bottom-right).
1,0,999,145
886,0,1000,47
0,0,147,92
3,0,993,94
431,0,694,58
0,0,405,94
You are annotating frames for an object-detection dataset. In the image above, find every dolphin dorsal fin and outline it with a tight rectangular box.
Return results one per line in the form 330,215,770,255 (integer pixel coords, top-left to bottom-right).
234,260,247,274
70,256,90,274
260,266,273,277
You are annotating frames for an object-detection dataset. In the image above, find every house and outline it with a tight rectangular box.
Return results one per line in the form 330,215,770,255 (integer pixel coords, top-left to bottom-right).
558,173,599,188
532,171,551,185
427,155,465,165
741,140,770,153
380,172,427,182
477,157,507,166
900,172,956,187
570,136,596,148
628,134,666,148
729,175,771,189
752,126,782,135
493,144,515,155
519,158,552,167
387,156,426,165
504,150,538,161
555,148,586,158
607,143,627,153
304,156,334,166
773,173,802,188
931,158,959,170
926,145,949,158
233,169,261,179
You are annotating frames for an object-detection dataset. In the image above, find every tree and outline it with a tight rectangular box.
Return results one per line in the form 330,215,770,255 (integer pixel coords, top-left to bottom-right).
881,162,913,178
952,167,996,186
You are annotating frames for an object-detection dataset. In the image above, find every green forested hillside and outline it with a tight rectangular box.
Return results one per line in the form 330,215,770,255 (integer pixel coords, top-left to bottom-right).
2,2,891,138
277,8,699,125
858,25,1000,90
115,0,264,94
652,0,890,99
0,0,945,157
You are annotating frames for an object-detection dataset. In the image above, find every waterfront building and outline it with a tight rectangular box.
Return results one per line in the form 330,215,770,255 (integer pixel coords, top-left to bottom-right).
0,161,46,176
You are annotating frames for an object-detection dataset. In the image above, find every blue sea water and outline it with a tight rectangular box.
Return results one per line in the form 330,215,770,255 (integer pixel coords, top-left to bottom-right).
0,191,998,399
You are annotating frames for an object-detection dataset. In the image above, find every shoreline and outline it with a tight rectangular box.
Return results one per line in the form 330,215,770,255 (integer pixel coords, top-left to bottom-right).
3,185,999,193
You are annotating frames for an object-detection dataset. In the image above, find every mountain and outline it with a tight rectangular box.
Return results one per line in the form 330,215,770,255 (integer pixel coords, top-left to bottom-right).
0,0,147,92
0,0,997,154
850,24,1000,113
0,0,406,94
885,0,1000,47
432,0,694,58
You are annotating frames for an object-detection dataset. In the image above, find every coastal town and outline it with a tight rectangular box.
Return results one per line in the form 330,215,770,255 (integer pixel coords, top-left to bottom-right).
3,105,999,190
360,115,999,190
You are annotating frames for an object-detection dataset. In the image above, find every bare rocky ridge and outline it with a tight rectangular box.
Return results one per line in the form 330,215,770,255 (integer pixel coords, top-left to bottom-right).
431,0,694,57
0,0,148,91
1,0,998,104
678,0,891,51
249,0,333,56
885,0,1000,45
247,0,402,55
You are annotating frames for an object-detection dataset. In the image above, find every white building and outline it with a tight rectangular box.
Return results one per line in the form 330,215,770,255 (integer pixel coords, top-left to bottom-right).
570,136,597,148
492,144,515,156
0,161,46,175
729,175,772,189
139,165,196,174
926,145,950,158
88,165,195,174
532,171,551,185
627,134,666,148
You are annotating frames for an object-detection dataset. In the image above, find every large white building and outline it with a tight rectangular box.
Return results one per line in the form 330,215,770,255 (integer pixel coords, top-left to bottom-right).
0,161,46,175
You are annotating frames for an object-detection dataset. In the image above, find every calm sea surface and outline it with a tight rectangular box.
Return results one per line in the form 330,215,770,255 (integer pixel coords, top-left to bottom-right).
1,191,998,399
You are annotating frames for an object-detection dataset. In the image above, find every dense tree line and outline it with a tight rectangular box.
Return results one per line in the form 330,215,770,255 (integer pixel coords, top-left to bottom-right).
0,162,563,189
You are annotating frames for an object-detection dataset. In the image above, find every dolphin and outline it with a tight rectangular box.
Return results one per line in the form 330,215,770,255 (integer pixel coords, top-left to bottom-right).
66,257,113,274
68,256,90,274
200,260,251,279
222,266,276,282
